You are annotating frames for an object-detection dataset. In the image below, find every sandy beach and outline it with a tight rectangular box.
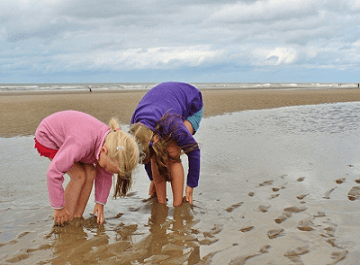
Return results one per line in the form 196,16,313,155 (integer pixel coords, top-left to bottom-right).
2,87,360,137
1,87,360,264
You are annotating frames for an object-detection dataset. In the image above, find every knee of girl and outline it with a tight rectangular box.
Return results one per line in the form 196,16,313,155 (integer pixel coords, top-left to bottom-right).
153,177,166,185
167,159,183,172
84,165,96,181
73,171,87,185
85,173,96,184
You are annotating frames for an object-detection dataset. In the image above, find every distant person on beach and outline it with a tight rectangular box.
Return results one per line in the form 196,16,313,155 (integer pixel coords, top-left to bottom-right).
34,110,139,225
130,82,203,206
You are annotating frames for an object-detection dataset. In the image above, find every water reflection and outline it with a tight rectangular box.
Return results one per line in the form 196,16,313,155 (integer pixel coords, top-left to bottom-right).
43,199,200,264
143,199,200,264
46,217,108,264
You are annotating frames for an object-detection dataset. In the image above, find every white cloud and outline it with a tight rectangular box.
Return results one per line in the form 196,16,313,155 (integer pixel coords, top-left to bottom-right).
1,0,360,82
50,45,224,72
347,0,360,11
253,47,298,65
209,0,319,23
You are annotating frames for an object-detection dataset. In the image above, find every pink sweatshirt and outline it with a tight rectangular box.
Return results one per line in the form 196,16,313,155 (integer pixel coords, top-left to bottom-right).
35,110,113,209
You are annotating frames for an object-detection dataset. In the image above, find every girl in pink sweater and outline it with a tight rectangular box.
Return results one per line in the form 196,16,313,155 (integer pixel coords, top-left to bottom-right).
35,110,139,225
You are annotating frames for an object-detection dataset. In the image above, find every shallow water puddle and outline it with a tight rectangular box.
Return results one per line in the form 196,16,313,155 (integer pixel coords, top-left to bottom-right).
2,102,360,264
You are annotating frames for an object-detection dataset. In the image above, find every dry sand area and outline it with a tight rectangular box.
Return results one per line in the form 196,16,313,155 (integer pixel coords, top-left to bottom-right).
1,87,360,137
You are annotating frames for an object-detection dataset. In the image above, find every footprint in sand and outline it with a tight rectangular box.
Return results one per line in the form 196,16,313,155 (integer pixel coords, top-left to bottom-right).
297,217,314,231
272,183,287,192
228,245,270,265
239,226,254,233
318,221,339,248
335,178,346,184
313,211,326,218
17,231,31,239
203,225,222,238
275,212,292,224
275,206,307,224
284,205,307,213
323,187,336,199
248,191,255,197
327,238,337,247
226,202,243,212
199,238,219,245
272,184,286,192
297,177,305,182
267,228,284,239
258,205,271,213
296,194,308,200
323,225,337,238
200,225,222,246
258,180,274,187
269,194,280,199
348,186,360,201
284,246,309,264
330,250,348,264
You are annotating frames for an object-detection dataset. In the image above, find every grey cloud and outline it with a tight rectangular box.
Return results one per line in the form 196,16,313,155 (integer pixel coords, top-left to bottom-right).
208,1,319,24
7,18,75,43
1,0,360,82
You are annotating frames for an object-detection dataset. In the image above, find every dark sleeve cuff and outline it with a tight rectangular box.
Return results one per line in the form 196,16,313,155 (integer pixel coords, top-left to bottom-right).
145,162,153,180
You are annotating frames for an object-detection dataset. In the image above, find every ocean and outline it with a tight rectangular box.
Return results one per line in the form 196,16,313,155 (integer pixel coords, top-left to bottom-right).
0,82,359,92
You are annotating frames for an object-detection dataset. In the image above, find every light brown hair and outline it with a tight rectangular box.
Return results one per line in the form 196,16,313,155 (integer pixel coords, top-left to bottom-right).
129,113,198,181
105,118,140,197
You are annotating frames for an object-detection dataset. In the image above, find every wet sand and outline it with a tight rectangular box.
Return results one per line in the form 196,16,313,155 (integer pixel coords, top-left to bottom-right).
1,87,360,264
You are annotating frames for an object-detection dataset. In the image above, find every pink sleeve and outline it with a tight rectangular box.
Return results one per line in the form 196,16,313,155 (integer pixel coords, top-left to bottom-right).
47,137,88,209
94,167,113,205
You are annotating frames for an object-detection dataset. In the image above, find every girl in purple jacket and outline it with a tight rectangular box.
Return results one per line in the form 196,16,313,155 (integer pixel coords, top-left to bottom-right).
35,110,139,225
130,82,203,206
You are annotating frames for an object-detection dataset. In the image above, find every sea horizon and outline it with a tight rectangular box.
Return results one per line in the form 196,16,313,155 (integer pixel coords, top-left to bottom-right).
0,82,359,93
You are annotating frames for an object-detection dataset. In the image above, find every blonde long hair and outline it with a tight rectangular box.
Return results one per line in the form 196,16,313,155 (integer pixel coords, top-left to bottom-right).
105,118,139,197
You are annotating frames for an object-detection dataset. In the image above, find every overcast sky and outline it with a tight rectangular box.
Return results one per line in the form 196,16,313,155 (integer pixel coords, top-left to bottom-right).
1,0,360,83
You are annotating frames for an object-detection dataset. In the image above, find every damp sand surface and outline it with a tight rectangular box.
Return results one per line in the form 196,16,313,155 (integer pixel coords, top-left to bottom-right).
2,90,360,264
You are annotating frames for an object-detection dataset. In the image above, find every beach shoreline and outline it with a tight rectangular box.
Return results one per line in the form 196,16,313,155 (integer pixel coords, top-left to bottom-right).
2,87,360,137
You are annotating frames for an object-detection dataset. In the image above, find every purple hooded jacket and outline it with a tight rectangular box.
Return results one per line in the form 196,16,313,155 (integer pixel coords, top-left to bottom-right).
130,82,203,187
